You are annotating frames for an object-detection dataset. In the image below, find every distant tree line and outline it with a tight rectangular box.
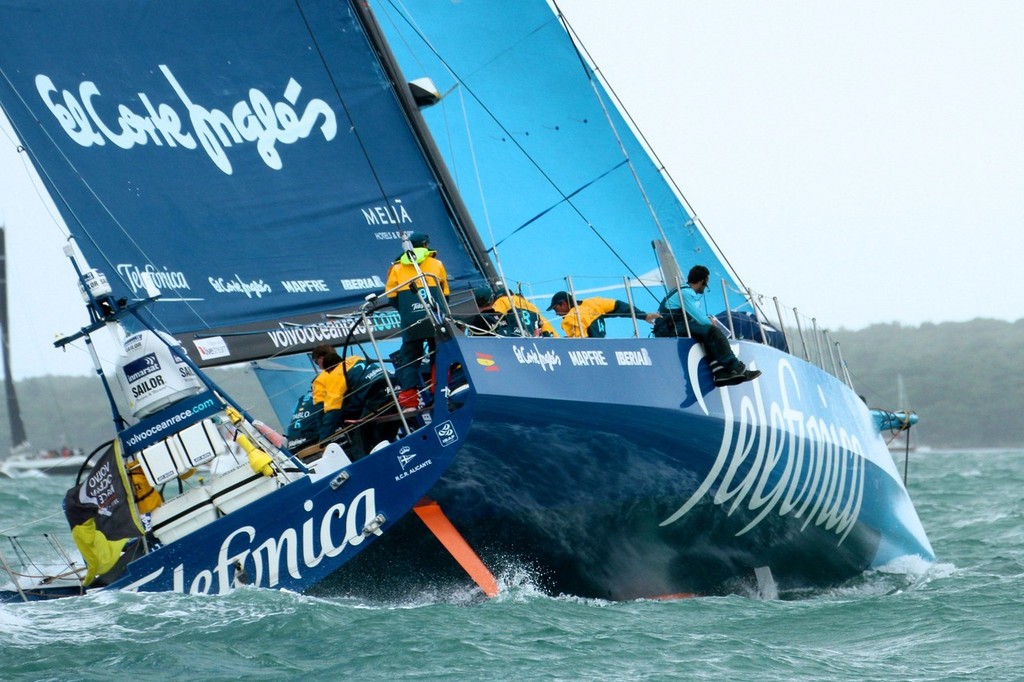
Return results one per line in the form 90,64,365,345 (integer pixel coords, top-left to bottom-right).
0,367,275,456
0,318,1020,453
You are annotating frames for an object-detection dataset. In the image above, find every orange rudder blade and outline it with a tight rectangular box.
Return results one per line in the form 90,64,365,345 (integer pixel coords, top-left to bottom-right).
414,498,499,598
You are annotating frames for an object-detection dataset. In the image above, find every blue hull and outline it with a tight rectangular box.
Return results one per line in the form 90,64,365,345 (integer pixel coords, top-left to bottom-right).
336,336,933,599
107,413,469,595
107,344,473,596
1,342,473,602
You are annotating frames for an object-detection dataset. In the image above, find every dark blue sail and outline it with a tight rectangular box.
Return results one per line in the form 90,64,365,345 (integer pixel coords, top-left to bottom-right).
0,0,485,364
370,0,748,320
1,1,486,605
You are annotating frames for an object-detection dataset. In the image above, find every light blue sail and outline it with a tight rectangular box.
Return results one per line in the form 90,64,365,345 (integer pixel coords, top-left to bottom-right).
370,0,748,320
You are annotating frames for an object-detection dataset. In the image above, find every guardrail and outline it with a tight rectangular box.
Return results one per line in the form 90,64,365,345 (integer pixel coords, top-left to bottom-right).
540,274,855,389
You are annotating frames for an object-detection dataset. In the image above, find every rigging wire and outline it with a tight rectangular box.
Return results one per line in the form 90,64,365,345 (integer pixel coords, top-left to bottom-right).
371,0,502,292
375,0,651,293
296,2,400,222
553,2,674,284
374,0,516,291
379,0,544,292
551,1,750,298
0,508,67,537
0,65,211,337
0,124,98,437
0,124,69,244
344,0,499,285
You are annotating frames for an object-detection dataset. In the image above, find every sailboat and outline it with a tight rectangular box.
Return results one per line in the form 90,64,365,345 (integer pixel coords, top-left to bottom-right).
0,226,92,478
0,0,932,601
0,224,33,473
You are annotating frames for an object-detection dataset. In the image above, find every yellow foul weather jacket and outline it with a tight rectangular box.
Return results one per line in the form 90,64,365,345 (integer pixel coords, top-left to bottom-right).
492,293,560,337
560,297,648,338
385,247,449,298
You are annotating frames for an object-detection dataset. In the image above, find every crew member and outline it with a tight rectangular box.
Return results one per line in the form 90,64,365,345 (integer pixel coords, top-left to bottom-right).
471,283,560,337
547,291,659,338
654,264,760,387
384,232,449,412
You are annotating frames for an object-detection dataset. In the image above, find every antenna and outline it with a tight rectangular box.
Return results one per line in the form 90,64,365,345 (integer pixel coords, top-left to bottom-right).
63,237,119,321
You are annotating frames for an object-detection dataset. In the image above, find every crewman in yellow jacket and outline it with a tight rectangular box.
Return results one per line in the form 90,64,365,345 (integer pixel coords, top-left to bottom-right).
385,234,449,302
384,232,449,411
474,283,560,337
311,345,366,441
547,290,659,338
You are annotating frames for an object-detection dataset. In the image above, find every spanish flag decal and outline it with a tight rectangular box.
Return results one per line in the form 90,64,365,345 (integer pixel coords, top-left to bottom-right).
476,352,499,372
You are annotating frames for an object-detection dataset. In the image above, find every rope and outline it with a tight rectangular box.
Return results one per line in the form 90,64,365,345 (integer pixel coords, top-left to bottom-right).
0,508,67,536
376,1,651,294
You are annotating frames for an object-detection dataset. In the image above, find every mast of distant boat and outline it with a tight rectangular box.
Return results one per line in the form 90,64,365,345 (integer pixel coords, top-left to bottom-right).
0,224,28,455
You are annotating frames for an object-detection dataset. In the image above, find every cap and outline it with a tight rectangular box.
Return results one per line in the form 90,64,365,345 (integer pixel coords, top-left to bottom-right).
408,232,430,248
547,291,570,310
311,343,334,361
474,285,494,307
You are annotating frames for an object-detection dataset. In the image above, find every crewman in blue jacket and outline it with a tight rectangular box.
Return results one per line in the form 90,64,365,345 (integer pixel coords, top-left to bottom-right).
655,265,761,387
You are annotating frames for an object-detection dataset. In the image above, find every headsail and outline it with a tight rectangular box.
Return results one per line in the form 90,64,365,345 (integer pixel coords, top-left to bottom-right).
0,0,489,365
369,0,748,316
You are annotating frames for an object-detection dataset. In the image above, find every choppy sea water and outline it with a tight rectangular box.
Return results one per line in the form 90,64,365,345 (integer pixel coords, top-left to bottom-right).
1,448,1022,681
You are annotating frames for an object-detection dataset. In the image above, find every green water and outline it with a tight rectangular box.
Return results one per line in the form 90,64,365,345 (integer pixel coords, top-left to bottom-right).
2,449,1022,681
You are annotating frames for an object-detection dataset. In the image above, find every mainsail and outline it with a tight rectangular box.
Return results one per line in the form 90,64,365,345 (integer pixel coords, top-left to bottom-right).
369,0,748,317
0,0,491,365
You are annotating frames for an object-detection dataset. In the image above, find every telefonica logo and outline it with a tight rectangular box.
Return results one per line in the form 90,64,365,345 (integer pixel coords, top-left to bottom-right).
35,65,338,175
117,264,191,294
662,356,865,543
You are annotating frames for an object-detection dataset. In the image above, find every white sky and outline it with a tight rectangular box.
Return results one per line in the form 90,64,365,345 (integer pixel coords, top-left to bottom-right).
1,0,1022,379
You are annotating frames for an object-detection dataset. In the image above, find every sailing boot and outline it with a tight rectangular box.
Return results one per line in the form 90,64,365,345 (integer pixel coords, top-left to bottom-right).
709,360,729,386
714,362,748,387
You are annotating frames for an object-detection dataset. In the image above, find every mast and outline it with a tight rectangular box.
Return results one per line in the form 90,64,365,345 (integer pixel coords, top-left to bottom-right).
0,226,28,450
350,0,499,285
